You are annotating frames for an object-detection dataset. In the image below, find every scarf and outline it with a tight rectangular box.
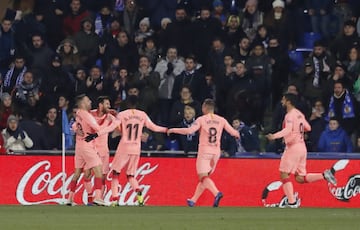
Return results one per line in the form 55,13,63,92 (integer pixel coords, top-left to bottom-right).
236,122,246,153
312,56,320,87
183,118,195,141
94,13,103,36
4,66,26,88
326,90,355,121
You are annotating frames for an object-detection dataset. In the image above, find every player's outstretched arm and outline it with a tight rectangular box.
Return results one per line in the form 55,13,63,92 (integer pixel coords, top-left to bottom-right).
224,121,240,139
145,115,168,133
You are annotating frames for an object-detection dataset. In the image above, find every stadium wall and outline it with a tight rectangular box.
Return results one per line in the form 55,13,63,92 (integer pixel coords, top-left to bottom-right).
0,155,359,207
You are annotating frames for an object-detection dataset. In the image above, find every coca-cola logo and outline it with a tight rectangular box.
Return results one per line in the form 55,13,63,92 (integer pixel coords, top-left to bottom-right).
329,174,360,202
16,160,158,205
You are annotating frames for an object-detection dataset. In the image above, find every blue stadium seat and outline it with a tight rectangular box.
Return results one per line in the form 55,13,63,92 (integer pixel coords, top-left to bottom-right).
288,50,304,72
298,32,322,49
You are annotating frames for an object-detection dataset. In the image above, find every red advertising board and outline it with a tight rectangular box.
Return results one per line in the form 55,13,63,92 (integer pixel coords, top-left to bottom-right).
0,156,359,207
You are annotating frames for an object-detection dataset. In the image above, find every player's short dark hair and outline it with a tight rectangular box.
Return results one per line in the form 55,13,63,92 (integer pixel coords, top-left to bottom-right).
127,95,138,108
203,98,215,110
283,93,297,106
75,94,86,106
97,95,111,105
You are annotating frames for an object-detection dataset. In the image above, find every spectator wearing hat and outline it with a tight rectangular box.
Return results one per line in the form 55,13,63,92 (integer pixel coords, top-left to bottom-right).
1,114,33,153
330,20,360,61
212,0,227,28
94,4,114,37
118,0,146,38
134,17,154,48
240,0,264,42
41,54,74,107
301,60,327,104
62,0,90,37
263,0,294,50
306,0,333,40
325,61,354,97
73,17,101,69
56,38,81,74
192,6,223,67
2,55,27,94
317,117,353,153
0,93,17,130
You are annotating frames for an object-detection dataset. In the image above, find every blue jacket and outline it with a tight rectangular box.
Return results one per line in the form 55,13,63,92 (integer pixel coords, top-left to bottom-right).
317,126,353,153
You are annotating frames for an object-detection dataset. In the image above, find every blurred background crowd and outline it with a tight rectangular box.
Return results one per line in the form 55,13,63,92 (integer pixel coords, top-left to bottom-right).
1,0,360,155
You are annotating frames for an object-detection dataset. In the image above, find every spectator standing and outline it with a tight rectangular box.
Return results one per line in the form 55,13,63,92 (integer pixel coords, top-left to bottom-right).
0,17,15,76
73,17,101,69
306,0,333,40
62,0,90,37
56,38,81,74
241,0,264,42
331,20,360,61
118,0,146,39
308,99,327,152
130,55,160,116
42,106,62,150
155,46,185,125
175,105,199,153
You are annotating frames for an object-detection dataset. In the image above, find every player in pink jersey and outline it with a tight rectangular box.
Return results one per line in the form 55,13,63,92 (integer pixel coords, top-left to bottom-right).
89,95,168,206
168,99,240,207
267,93,337,208
66,94,118,206
80,96,117,205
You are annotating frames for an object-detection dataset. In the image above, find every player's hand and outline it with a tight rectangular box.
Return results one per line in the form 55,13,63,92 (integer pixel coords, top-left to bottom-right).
85,133,98,142
266,134,275,141
167,129,173,136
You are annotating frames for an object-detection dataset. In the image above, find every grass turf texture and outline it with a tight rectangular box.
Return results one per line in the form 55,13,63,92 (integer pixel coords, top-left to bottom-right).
0,206,358,230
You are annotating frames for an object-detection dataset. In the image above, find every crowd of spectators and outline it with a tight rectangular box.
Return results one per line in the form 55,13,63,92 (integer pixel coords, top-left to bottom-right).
1,0,360,155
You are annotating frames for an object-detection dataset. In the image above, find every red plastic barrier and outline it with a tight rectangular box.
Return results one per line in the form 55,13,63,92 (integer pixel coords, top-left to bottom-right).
1,156,359,207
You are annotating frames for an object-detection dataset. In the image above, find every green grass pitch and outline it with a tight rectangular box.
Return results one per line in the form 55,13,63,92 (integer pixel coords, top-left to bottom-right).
0,206,358,230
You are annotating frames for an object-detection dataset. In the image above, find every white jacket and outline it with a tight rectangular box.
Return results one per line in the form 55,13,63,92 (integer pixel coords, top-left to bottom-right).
2,128,33,152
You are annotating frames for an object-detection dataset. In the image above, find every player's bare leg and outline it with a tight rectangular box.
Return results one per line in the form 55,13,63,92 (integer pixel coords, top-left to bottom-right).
110,170,120,206
127,175,144,206
198,173,223,207
280,172,299,207
83,169,93,205
92,165,106,206
66,168,82,206
188,182,205,206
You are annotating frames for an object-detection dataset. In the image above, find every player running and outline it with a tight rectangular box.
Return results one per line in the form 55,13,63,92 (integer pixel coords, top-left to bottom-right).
266,93,337,208
167,99,240,207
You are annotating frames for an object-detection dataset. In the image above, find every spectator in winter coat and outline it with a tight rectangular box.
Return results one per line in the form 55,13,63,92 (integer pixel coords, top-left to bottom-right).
2,115,33,153
318,117,353,153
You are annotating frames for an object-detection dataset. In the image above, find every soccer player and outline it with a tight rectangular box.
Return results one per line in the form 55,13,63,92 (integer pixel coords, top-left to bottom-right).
82,96,117,205
266,93,337,208
89,95,167,206
66,94,117,206
167,99,240,207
